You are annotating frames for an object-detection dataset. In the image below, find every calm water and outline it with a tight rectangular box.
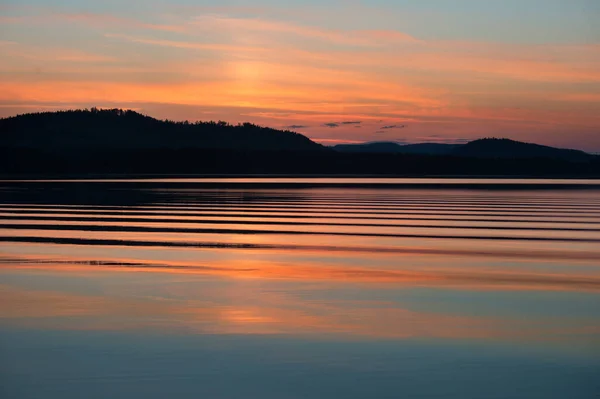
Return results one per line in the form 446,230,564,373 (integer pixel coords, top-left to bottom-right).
1,178,599,399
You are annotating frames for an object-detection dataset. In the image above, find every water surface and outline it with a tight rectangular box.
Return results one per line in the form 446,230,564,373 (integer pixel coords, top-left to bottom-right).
1,178,599,398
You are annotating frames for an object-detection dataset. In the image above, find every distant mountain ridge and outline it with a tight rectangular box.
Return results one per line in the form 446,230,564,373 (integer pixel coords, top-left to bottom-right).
454,138,593,161
1,109,598,176
333,142,461,155
0,108,323,152
333,138,593,162
2,110,592,161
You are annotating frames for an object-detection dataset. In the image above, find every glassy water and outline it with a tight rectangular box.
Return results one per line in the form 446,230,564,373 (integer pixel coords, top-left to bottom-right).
1,179,599,399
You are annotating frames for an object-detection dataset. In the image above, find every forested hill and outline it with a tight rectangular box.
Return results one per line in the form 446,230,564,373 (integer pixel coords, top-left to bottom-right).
1,109,599,176
454,138,593,162
0,108,323,151
334,138,593,162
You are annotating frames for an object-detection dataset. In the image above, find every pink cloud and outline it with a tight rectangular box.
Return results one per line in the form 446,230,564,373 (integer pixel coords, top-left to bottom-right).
1,6,599,150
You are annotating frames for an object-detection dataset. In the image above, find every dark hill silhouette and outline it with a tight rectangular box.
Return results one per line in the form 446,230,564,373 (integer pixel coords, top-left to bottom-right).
334,138,592,162
334,142,460,155
0,108,323,151
402,143,462,155
333,142,405,153
452,138,593,162
1,109,599,176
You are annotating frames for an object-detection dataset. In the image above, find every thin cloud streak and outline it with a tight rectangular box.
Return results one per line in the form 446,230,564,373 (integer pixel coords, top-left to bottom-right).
1,4,599,150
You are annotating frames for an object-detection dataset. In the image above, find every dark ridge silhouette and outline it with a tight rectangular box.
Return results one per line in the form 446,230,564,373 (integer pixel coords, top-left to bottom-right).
453,138,593,162
333,138,593,161
334,142,407,153
1,109,599,176
334,142,460,155
0,108,323,151
401,143,463,155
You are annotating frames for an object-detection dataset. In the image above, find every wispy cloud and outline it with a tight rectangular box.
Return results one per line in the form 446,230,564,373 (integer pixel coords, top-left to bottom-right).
104,33,267,53
189,14,419,47
1,4,600,151
381,125,406,129
321,121,364,128
1,41,118,63
313,138,366,144
283,124,310,129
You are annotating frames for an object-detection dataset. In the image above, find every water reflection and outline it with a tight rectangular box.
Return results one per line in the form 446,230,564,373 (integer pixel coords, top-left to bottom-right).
1,179,599,398
2,269,599,342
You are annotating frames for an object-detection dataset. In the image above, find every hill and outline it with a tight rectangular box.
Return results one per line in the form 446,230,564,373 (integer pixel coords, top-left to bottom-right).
333,142,406,153
0,108,323,152
333,138,593,162
1,110,598,176
453,138,593,162
333,142,460,155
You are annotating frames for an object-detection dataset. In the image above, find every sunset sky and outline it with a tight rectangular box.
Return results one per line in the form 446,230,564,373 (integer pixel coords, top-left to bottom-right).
1,0,599,150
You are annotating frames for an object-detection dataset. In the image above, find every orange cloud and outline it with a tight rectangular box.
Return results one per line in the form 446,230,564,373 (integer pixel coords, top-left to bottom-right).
1,8,599,148
104,33,268,53
187,14,419,47
0,67,443,114
0,42,118,63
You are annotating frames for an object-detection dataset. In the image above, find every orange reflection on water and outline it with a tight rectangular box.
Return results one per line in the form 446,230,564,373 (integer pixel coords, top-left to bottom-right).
3,281,594,342
4,253,600,293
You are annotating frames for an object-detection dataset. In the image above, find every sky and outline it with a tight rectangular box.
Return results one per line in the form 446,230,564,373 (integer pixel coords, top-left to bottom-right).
1,0,599,151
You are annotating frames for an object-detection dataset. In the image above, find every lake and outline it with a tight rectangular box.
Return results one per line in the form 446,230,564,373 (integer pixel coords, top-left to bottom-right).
1,178,599,399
